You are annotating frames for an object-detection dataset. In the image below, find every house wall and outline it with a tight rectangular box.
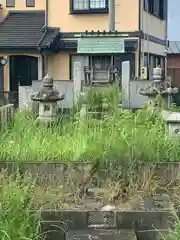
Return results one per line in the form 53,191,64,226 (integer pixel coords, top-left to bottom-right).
48,53,72,80
141,10,166,40
0,0,45,17
48,0,139,32
139,0,167,61
141,39,166,56
140,15,166,66
167,54,180,87
168,55,180,68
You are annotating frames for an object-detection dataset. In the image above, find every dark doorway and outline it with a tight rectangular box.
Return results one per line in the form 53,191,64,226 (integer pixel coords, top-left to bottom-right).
9,55,38,92
114,53,135,79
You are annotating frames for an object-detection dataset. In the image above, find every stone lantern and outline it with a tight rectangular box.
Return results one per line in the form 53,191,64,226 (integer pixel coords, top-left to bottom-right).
139,66,178,107
163,111,180,137
31,74,65,123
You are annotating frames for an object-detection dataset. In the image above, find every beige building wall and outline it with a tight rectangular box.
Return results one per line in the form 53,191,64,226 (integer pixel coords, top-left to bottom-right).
139,0,166,40
141,40,166,56
48,53,71,80
141,11,166,39
48,0,139,32
0,0,45,16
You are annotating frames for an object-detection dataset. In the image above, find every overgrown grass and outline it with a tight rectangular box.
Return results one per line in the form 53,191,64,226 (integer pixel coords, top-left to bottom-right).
0,171,41,240
0,86,180,162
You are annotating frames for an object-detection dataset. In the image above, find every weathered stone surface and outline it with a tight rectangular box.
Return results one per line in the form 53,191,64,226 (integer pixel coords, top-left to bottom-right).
37,210,174,240
143,194,172,211
1,162,180,187
67,230,137,240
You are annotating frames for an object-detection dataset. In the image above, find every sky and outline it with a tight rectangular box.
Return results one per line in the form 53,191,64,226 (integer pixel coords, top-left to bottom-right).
168,0,180,40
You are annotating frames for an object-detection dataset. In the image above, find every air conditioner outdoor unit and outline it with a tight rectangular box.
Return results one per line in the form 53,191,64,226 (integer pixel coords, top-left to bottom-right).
140,67,148,80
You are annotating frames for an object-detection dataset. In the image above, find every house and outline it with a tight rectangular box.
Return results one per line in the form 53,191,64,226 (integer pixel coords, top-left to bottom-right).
0,0,168,95
167,41,180,87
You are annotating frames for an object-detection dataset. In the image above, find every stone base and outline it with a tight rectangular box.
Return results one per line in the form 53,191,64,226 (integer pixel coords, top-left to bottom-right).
36,116,59,125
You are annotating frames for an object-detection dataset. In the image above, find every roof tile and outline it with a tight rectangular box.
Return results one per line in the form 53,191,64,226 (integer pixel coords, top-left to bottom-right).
0,10,59,50
168,41,180,54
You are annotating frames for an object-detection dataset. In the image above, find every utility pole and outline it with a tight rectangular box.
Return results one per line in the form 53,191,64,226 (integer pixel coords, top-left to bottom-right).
109,0,115,31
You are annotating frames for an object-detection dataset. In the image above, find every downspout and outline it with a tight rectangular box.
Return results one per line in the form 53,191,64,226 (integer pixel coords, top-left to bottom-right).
108,0,115,31
138,0,141,77
38,0,49,77
108,0,115,81
164,0,168,78
45,0,48,28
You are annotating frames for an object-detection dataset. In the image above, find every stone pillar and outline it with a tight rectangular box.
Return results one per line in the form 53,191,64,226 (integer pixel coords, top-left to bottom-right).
43,55,48,77
19,85,33,109
73,62,82,104
121,61,130,109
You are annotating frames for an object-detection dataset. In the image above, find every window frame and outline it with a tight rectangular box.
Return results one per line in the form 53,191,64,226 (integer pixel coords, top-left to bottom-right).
6,0,15,7
70,0,109,14
26,0,35,7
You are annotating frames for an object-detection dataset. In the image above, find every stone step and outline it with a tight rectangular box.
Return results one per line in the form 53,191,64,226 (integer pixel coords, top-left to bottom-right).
41,221,168,240
67,230,137,240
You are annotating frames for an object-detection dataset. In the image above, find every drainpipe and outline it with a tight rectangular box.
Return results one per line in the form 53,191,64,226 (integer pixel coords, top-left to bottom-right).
45,0,48,27
108,0,115,31
108,0,115,81
39,0,49,77
164,0,168,79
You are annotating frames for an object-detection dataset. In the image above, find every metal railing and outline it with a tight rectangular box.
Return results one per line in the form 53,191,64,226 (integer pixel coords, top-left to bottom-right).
0,91,18,108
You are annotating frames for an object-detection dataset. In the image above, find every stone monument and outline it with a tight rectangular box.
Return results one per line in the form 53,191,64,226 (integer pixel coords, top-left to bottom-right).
139,66,178,107
31,74,65,123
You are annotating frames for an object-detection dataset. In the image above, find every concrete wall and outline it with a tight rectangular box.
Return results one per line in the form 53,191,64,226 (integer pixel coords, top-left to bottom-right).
18,62,83,109
122,61,149,109
19,81,74,109
32,80,74,109
19,61,150,110
48,0,139,32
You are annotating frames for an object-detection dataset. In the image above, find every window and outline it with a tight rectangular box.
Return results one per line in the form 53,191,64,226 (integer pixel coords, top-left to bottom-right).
144,0,153,13
153,0,160,17
144,0,165,20
6,0,15,7
26,0,35,7
143,55,149,67
71,0,108,13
